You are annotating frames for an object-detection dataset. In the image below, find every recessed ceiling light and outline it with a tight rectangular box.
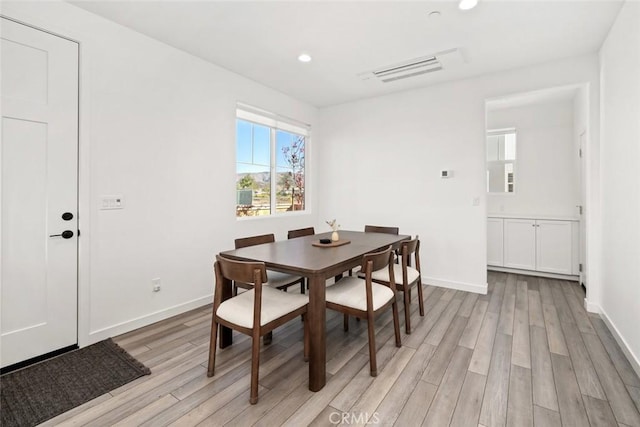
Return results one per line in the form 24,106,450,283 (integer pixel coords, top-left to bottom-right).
298,53,312,63
428,11,441,18
458,0,478,10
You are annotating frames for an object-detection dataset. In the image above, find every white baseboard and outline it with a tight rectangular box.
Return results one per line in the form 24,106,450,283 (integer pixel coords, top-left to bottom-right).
598,307,640,380
584,298,600,314
488,266,579,281
423,276,487,295
85,295,213,346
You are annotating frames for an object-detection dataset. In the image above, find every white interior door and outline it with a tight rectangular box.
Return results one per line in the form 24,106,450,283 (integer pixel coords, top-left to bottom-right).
1,18,79,368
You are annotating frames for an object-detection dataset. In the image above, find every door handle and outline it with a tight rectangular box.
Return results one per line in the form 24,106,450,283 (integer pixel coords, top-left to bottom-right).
49,230,74,239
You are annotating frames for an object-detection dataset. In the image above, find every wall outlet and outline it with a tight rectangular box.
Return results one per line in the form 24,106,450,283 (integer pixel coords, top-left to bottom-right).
152,278,161,292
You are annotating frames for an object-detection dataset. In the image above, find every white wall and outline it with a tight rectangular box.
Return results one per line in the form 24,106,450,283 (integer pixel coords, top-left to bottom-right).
1,1,319,346
487,100,579,217
317,55,601,295
599,0,640,373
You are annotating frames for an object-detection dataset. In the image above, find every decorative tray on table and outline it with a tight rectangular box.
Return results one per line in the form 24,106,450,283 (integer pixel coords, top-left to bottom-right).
312,239,351,248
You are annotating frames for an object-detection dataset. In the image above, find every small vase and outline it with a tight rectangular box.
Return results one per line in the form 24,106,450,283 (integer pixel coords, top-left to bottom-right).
331,231,339,242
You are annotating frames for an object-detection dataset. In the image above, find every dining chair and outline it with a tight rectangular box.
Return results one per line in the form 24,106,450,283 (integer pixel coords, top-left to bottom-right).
364,225,400,235
364,224,401,264
325,245,401,376
369,236,424,334
287,226,315,239
342,224,402,326
207,255,309,404
233,233,305,295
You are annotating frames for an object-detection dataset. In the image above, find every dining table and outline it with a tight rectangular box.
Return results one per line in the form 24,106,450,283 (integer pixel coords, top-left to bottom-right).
219,229,410,392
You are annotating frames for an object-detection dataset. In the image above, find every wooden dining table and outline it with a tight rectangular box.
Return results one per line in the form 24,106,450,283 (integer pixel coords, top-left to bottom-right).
219,230,410,391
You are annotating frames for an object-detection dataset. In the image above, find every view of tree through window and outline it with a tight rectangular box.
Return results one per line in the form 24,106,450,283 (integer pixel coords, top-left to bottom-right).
236,116,306,217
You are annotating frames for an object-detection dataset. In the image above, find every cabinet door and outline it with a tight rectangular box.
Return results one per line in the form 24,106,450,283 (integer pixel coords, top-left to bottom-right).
536,220,573,275
487,218,504,266
504,219,536,270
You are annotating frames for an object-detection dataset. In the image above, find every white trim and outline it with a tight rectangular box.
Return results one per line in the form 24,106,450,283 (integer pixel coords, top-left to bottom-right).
422,276,487,295
584,298,600,314
598,306,640,380
86,295,212,344
488,266,579,281
236,104,310,135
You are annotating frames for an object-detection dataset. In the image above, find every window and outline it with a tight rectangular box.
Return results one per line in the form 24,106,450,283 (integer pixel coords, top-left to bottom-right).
236,106,308,217
486,129,516,193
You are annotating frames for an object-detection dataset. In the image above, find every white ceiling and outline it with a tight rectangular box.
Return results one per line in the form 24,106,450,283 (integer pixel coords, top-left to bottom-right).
70,0,623,108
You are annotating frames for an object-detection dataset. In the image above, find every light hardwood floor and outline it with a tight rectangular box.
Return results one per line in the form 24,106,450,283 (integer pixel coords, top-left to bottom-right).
42,272,640,426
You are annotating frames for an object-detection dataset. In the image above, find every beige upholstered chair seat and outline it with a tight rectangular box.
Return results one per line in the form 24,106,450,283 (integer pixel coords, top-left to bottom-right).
325,276,395,311
236,270,303,290
369,264,420,285
216,286,308,329
265,271,303,288
209,255,309,405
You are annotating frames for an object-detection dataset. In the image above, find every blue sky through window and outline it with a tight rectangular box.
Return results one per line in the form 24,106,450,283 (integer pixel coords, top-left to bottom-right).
236,120,304,173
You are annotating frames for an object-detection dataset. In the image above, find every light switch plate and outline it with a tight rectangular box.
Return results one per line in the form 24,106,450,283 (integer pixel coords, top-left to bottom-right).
100,195,124,210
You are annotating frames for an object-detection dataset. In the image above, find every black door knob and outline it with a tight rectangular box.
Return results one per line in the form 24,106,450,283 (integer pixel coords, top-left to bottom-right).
50,230,74,239
62,212,73,221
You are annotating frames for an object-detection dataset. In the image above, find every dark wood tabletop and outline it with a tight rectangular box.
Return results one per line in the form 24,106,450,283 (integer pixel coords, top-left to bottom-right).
219,230,410,391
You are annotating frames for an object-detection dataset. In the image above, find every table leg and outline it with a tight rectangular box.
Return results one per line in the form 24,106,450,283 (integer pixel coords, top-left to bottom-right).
219,276,233,349
308,275,326,391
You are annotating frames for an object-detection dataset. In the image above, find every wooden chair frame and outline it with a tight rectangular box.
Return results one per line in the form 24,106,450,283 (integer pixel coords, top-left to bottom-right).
287,227,315,239
376,238,424,334
326,246,401,376
208,255,309,404
364,225,400,235
233,233,305,295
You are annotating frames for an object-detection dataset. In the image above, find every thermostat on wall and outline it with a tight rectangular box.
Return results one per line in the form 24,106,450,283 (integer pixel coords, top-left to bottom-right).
440,170,453,178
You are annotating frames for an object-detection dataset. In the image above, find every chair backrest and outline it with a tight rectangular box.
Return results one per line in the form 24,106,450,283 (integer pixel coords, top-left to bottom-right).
215,255,268,285
400,236,421,271
364,225,399,235
400,236,419,256
361,245,393,276
287,227,315,239
234,233,275,249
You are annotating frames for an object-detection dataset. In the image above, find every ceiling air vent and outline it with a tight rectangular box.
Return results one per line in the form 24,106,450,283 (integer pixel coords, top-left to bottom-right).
359,48,464,83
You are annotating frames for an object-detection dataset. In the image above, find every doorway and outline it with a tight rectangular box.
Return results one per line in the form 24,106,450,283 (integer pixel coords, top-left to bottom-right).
1,18,79,368
484,85,588,284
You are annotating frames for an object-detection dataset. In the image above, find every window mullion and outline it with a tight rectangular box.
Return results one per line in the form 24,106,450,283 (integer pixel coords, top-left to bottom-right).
270,127,277,215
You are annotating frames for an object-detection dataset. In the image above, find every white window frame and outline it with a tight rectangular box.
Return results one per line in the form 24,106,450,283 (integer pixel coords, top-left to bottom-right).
487,128,517,195
236,104,310,218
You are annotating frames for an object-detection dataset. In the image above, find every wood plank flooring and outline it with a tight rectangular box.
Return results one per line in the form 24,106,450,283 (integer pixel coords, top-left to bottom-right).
43,272,640,426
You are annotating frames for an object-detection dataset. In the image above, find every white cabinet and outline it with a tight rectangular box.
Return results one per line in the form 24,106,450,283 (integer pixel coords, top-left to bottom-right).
487,218,504,266
536,220,573,274
504,219,537,270
488,216,578,276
